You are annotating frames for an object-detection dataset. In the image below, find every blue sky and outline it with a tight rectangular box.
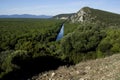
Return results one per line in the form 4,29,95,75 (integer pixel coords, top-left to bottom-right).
0,0,120,15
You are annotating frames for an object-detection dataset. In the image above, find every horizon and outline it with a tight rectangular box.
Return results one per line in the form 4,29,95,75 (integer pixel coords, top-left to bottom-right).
0,0,120,16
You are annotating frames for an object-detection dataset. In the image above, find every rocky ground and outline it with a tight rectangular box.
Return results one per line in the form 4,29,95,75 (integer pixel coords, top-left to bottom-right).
31,54,120,80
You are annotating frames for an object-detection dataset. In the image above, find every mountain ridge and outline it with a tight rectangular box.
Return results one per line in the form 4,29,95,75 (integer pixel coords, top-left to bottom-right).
68,7,120,25
53,7,120,26
0,14,52,18
53,13,75,20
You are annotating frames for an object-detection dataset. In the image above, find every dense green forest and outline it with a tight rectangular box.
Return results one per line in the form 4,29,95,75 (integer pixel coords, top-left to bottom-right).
58,7,120,63
0,18,64,79
62,7,120,63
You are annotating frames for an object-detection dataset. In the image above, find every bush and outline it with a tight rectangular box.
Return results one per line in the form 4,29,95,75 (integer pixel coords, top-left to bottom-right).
59,23,106,64
0,50,29,78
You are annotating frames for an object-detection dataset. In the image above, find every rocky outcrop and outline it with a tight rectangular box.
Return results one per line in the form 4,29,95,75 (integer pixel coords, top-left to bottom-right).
69,7,95,23
56,16,68,20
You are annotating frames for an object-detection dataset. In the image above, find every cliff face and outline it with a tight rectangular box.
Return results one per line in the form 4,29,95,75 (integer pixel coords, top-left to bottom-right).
69,7,95,23
69,7,120,25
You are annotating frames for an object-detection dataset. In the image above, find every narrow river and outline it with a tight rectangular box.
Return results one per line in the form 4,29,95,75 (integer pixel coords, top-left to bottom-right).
56,24,64,41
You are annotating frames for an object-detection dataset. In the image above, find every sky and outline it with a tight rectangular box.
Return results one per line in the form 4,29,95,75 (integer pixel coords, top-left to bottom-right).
0,0,120,16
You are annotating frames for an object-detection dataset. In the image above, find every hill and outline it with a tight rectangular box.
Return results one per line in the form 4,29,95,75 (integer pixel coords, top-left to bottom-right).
0,14,52,18
68,7,120,26
59,7,120,64
32,53,120,80
53,13,75,20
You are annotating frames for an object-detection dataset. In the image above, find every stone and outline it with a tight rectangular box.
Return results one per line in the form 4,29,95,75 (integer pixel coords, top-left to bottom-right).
85,66,91,70
51,72,55,77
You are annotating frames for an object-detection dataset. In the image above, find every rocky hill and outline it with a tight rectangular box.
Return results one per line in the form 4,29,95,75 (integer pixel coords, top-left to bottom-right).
32,53,120,80
68,7,120,25
53,7,120,26
69,7,92,23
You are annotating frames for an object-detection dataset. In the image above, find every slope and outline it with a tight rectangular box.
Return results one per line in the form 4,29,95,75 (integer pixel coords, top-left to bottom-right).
69,7,120,26
32,53,120,80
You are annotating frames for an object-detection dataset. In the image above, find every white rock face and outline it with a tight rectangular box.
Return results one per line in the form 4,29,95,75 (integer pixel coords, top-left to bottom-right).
78,15,84,22
69,7,92,23
56,17,68,20
60,17,68,20
51,72,55,77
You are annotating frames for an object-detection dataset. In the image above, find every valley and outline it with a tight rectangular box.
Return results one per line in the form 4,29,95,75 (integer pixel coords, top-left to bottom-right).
0,7,120,80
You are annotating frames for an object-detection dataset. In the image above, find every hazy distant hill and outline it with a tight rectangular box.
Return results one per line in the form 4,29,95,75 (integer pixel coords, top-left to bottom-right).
53,13,75,20
0,14,52,18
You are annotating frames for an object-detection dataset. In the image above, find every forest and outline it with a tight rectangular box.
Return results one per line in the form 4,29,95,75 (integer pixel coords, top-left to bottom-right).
0,18,64,79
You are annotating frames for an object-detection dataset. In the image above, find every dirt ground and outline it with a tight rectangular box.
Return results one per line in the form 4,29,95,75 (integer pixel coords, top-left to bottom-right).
31,54,120,80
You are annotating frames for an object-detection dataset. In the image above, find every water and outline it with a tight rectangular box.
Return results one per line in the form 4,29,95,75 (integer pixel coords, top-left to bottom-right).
56,24,64,41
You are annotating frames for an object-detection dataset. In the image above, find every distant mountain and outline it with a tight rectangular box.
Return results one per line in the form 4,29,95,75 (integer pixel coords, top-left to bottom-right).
0,14,52,18
53,13,75,20
68,7,120,25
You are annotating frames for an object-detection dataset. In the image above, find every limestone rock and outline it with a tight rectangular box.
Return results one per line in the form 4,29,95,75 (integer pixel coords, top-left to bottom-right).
69,7,94,23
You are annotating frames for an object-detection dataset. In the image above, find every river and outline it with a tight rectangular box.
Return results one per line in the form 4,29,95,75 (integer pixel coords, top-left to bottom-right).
56,24,64,41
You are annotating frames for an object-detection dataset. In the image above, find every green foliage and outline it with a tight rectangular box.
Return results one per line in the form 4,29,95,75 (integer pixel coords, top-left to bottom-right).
61,23,105,52
98,41,112,53
98,28,120,54
96,50,104,58
59,23,106,63
0,18,63,78
87,7,120,26
0,50,29,78
62,21,120,64
0,19,62,53
64,23,80,35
